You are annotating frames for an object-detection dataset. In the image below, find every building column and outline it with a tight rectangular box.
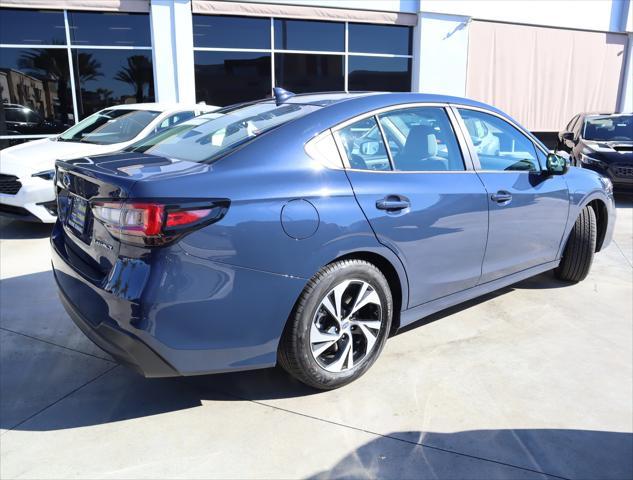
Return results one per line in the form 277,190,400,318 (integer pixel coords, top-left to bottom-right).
411,12,470,97
150,0,196,104
619,33,633,113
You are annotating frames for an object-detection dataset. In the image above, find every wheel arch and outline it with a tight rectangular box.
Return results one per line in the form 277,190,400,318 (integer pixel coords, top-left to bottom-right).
587,198,608,252
328,250,406,334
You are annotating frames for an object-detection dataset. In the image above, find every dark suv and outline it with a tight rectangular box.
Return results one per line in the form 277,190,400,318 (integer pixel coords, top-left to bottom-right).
558,113,633,192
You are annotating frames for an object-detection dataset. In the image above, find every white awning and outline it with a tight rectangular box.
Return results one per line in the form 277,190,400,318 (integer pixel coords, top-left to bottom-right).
192,1,417,26
0,0,149,13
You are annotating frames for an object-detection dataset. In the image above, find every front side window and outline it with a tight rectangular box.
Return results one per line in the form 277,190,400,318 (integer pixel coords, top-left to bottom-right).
336,117,391,171
458,109,540,172
378,107,464,171
566,114,579,132
58,109,160,144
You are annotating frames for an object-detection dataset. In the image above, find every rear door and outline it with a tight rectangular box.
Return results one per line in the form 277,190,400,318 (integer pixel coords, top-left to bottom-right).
454,107,569,283
335,105,489,308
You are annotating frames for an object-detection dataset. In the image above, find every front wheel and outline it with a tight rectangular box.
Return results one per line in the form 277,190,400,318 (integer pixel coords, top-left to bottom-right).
555,206,597,283
278,259,392,390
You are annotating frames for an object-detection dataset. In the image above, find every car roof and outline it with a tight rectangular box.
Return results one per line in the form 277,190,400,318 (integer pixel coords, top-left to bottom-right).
267,91,501,112
104,103,219,113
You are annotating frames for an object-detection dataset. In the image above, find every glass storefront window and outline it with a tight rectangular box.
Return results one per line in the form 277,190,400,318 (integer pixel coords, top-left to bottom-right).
67,12,151,47
192,15,413,107
0,9,66,45
193,15,270,49
274,19,344,52
0,48,74,136
349,23,412,55
274,53,344,94
72,49,155,117
194,51,272,106
0,9,154,148
348,56,412,92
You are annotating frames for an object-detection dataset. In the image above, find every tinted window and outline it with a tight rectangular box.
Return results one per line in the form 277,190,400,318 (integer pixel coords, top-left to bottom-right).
58,109,160,144
275,53,343,93
379,107,464,171
72,49,155,118
0,48,74,135
458,109,540,172
193,15,270,49
336,117,391,171
349,23,412,55
582,114,633,141
68,12,151,47
194,51,271,106
127,103,319,163
348,56,411,92
0,9,66,45
274,19,343,52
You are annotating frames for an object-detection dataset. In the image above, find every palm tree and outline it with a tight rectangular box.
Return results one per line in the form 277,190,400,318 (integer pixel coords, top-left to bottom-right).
115,55,152,102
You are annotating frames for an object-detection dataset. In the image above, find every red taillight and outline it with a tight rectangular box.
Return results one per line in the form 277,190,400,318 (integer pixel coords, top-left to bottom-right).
92,200,228,245
166,209,212,228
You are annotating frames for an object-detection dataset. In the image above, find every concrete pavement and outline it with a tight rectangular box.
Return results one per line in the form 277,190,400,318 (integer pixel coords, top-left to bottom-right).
1,196,631,479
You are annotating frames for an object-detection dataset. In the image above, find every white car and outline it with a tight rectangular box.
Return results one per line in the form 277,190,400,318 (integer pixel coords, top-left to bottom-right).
0,103,219,223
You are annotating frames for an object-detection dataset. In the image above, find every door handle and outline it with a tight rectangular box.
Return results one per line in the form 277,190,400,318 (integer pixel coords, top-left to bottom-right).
491,191,512,203
376,196,410,211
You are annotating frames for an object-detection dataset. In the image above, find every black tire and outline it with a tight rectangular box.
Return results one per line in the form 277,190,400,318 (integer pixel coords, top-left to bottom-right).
555,206,597,283
278,259,393,390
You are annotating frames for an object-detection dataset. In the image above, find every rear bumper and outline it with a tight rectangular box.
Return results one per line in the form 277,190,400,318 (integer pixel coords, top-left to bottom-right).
56,280,179,377
51,223,307,377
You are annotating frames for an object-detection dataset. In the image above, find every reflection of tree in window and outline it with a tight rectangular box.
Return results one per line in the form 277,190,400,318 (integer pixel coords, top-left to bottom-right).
18,49,78,124
115,55,153,103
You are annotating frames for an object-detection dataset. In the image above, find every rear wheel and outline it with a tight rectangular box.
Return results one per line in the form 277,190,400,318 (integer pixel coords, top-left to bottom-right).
555,206,597,283
278,259,392,390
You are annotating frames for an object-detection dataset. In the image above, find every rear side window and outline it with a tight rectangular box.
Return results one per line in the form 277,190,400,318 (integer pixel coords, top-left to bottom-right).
458,108,540,172
336,117,391,171
378,107,464,171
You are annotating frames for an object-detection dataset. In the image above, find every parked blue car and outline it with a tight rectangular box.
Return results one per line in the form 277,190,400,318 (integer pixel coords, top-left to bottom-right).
51,91,615,389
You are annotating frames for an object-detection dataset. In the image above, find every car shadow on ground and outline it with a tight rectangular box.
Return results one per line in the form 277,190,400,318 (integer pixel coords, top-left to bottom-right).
0,218,53,240
306,429,633,480
1,267,580,434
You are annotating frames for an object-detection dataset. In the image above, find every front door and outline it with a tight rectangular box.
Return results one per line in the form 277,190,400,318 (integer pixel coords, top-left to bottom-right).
336,106,489,308
456,108,569,283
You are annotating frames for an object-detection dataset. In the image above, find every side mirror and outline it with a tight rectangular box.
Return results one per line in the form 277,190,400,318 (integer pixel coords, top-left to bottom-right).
560,131,574,142
545,153,568,175
360,140,380,156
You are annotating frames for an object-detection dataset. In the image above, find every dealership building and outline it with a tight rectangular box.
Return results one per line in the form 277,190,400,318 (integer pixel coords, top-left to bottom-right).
0,0,631,147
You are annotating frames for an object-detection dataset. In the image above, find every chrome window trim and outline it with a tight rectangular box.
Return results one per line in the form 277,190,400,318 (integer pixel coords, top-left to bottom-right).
374,114,395,170
449,104,547,173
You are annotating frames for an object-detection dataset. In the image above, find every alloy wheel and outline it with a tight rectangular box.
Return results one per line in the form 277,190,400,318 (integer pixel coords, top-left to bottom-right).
309,279,383,372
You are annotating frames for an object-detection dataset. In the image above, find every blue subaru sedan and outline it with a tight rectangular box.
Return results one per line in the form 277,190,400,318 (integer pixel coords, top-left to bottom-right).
51,91,615,389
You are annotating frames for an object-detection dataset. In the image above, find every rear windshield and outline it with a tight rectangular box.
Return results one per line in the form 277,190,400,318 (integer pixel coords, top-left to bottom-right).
125,102,319,163
58,109,160,145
